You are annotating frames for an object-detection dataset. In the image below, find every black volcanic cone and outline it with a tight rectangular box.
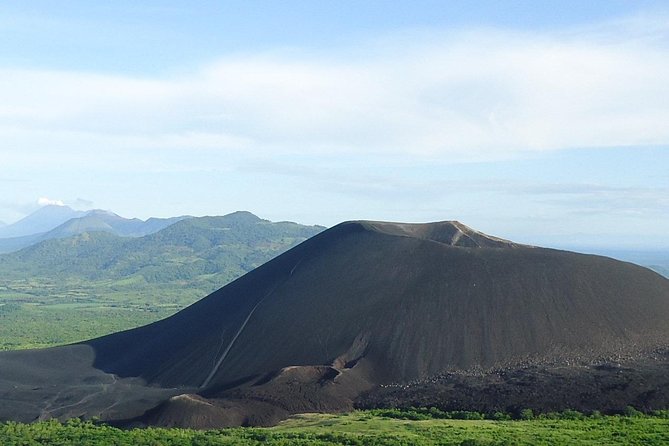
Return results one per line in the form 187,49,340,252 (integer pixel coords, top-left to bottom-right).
1,220,668,426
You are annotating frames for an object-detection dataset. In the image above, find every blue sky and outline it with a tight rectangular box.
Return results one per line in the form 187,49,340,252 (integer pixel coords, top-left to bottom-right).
1,1,668,248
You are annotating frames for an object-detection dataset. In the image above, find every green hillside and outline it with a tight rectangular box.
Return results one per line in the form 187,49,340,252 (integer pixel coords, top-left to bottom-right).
0,211,324,350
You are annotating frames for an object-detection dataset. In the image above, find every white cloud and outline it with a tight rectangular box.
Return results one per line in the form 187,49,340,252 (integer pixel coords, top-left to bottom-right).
37,197,65,207
0,16,668,170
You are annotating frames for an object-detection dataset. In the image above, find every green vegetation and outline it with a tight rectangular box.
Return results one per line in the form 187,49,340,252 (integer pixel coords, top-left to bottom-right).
0,411,667,445
0,213,323,350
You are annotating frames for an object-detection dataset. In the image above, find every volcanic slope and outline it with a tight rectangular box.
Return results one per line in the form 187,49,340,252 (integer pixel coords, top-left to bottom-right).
1,220,669,427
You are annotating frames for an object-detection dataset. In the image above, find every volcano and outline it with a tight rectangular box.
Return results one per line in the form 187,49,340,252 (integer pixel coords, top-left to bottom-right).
1,220,668,427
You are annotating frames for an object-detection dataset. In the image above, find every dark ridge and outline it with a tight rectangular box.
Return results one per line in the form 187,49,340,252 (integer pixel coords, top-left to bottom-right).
355,220,524,248
82,218,669,387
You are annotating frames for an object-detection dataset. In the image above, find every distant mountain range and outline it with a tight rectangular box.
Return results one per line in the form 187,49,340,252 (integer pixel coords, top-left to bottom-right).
0,205,86,239
0,211,325,284
0,210,325,350
0,205,190,254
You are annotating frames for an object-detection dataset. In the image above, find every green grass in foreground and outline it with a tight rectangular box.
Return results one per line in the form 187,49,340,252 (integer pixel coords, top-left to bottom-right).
1,411,668,446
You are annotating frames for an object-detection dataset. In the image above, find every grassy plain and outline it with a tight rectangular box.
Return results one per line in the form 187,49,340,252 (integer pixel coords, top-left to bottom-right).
0,276,209,350
0,412,667,445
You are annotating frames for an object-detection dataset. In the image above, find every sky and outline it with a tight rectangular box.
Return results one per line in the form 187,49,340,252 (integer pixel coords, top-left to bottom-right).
1,1,668,249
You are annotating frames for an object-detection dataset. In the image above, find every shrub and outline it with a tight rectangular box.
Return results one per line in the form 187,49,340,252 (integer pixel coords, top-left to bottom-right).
519,409,534,420
560,409,585,420
650,409,669,419
491,412,512,421
623,406,643,417
451,411,485,420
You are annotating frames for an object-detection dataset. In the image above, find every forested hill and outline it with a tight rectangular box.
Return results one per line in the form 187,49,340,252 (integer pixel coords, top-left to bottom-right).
0,211,323,284
0,211,324,349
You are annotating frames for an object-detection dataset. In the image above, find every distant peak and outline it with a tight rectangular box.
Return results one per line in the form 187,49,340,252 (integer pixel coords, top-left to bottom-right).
85,209,121,218
226,211,259,218
348,220,525,248
35,204,75,213
221,211,262,222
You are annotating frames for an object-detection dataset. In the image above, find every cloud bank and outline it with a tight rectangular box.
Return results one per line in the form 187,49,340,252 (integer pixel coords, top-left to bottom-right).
1,16,668,171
